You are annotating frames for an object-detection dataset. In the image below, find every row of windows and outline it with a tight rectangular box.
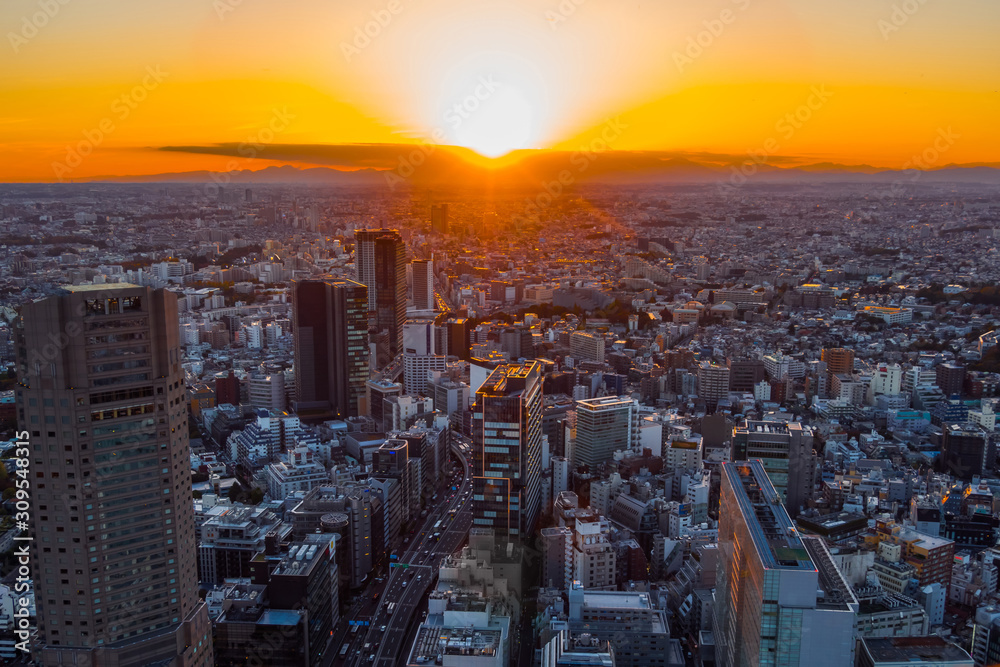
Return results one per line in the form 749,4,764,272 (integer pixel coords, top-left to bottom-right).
86,331,148,345
91,402,155,421
91,372,150,388
90,358,151,374
84,316,147,331
90,386,154,406
86,344,149,359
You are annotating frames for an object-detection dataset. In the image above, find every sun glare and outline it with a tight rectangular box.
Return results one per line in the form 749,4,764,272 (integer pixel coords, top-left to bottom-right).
449,84,535,158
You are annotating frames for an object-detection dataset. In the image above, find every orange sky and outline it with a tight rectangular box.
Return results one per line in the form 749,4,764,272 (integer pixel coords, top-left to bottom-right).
1,0,998,181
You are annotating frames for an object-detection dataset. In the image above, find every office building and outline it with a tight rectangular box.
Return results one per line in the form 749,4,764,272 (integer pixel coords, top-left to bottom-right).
403,352,447,396
216,370,240,406
445,317,470,360
550,585,683,667
262,537,336,667
472,361,543,538
366,378,402,431
868,363,903,402
941,422,992,480
763,352,805,380
697,361,730,409
714,460,858,667
727,358,766,392
821,347,855,375
731,420,817,517
971,605,1000,666
541,527,574,590
16,284,211,666
355,229,406,360
246,371,285,412
570,331,604,363
572,396,633,469
936,362,966,397
430,203,449,234
292,278,369,419
541,630,614,667
427,371,468,417
869,521,955,588
411,258,433,310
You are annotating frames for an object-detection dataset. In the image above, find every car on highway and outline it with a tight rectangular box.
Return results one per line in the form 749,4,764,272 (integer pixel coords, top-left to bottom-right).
380,625,386,632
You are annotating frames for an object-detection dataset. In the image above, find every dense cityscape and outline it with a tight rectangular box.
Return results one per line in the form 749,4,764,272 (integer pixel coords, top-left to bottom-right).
0,179,997,667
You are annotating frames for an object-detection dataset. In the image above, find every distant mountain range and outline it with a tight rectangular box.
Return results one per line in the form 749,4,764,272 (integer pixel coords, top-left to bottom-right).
74,146,1000,187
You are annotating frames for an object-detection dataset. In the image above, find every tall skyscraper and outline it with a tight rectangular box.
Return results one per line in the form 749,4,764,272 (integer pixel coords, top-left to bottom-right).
411,258,433,310
572,396,633,469
714,460,858,667
445,317,470,361
730,419,816,518
293,278,369,419
355,229,406,362
472,361,543,538
16,284,211,666
430,204,449,234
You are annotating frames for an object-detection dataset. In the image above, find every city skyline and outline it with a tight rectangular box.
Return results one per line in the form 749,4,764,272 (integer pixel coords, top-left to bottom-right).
2,0,1000,181
2,1,999,665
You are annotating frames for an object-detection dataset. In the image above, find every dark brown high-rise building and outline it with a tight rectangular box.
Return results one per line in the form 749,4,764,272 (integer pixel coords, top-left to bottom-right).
355,229,406,363
411,258,433,310
16,284,211,666
936,362,966,398
820,347,855,376
941,422,991,480
430,204,449,234
215,370,240,406
445,317,470,361
727,358,766,392
293,279,369,419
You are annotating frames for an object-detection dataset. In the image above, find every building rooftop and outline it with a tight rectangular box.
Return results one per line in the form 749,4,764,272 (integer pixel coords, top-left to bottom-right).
724,461,813,570
576,395,633,409
801,536,858,611
581,590,651,611
736,420,790,435
408,622,503,664
861,636,972,664
61,282,140,292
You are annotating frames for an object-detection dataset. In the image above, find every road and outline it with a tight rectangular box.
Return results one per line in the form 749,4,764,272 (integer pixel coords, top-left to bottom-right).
329,435,474,667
